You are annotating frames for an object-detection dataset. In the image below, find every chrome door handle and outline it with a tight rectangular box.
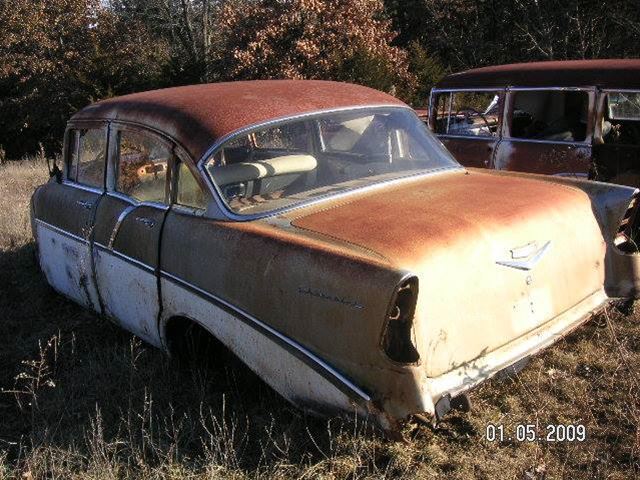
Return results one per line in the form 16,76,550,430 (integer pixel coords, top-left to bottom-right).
76,200,93,210
135,216,156,228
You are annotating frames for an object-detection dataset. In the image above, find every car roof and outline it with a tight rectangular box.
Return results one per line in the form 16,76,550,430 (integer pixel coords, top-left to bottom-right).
435,59,640,90
70,80,406,162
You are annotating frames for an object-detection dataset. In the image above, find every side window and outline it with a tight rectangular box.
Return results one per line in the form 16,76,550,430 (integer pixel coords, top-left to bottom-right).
602,91,640,145
510,90,589,142
176,162,207,210
434,91,501,137
67,128,106,188
116,130,171,203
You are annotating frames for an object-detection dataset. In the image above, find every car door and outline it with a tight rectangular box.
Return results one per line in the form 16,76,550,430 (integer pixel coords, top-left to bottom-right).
32,124,107,312
493,88,594,176
429,89,504,169
91,125,173,347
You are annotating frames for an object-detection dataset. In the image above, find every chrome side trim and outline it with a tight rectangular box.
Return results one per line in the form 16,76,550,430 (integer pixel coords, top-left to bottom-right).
34,219,87,244
108,204,138,248
61,180,103,195
94,242,155,273
160,269,371,402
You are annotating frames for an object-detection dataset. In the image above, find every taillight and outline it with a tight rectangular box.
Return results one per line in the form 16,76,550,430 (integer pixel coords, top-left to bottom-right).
614,191,640,252
381,276,420,364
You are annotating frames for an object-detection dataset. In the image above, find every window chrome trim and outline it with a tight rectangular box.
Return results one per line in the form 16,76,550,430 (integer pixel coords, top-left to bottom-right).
431,87,507,93
600,89,640,94
62,180,104,195
34,219,88,244
507,86,596,92
160,269,371,403
195,104,463,221
436,133,499,141
106,191,170,211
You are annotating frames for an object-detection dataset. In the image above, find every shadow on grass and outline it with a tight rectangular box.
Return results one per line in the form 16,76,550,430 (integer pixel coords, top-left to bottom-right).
0,242,386,476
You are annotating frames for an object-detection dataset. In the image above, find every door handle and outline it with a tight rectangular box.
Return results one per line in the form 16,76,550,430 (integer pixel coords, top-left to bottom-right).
76,200,93,210
135,216,156,228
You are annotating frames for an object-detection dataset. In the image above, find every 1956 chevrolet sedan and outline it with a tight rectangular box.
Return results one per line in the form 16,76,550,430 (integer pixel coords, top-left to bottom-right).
30,80,640,431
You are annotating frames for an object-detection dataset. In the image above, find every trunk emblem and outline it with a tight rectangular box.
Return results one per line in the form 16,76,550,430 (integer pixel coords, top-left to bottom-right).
496,241,552,271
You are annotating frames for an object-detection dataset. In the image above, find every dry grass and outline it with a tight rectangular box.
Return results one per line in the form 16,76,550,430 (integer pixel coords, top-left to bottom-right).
0,158,638,479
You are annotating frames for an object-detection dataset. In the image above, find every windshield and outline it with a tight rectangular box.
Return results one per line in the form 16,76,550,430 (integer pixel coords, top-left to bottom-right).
205,107,460,215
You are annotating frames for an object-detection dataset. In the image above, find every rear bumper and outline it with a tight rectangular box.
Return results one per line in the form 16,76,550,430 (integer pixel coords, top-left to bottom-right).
423,287,608,411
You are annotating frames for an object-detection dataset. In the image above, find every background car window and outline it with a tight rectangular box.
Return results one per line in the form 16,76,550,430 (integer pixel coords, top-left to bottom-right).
601,92,640,146
67,128,106,188
116,130,170,203
433,91,500,137
511,90,588,142
176,162,207,210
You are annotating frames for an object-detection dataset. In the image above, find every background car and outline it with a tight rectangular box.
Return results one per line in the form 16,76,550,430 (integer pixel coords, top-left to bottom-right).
428,59,640,186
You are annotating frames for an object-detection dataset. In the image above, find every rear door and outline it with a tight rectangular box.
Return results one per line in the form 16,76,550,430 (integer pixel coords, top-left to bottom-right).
493,88,594,176
32,124,107,311
92,125,173,346
430,89,504,168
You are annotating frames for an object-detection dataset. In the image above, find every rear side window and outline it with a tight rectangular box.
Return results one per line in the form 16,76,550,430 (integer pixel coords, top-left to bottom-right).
116,130,171,203
510,90,589,142
432,91,501,137
67,128,106,188
176,162,207,210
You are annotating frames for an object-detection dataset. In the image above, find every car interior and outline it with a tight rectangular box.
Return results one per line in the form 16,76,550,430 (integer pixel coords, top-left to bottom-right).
510,90,588,142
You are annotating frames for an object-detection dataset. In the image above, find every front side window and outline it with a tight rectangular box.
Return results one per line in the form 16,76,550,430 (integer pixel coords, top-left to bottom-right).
602,91,640,146
510,90,589,142
116,130,171,203
67,128,106,188
432,91,501,137
205,107,460,215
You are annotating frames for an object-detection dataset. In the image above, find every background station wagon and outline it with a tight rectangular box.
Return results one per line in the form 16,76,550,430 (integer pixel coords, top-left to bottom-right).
428,59,640,187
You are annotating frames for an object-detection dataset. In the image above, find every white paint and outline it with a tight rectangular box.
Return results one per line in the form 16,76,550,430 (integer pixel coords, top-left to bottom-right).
36,222,101,312
160,277,365,416
93,247,162,347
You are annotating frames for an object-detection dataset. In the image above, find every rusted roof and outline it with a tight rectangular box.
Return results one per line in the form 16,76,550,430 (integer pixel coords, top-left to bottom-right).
436,59,640,90
71,80,406,161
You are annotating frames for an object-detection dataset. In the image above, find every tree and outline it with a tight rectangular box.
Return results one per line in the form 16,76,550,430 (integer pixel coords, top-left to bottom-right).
0,0,170,157
214,0,416,101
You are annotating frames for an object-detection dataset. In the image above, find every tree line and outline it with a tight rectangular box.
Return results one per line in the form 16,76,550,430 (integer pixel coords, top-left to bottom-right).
1,0,639,159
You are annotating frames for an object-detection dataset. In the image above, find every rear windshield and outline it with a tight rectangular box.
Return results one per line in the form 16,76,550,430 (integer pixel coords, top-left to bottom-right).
205,107,460,215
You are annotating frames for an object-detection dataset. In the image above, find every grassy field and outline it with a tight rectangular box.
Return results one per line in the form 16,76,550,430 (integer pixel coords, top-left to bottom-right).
0,158,638,479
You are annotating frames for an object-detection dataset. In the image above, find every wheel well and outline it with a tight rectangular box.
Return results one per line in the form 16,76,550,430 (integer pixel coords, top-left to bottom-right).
164,316,225,365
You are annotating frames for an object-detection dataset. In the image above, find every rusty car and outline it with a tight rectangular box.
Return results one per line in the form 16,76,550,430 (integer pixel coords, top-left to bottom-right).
30,80,640,432
428,59,640,187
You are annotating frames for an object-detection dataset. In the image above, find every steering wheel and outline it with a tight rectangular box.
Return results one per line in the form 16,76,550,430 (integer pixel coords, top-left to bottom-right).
453,107,493,133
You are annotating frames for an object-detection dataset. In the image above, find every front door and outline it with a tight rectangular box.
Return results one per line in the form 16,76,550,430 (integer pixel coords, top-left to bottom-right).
493,88,594,176
32,125,107,312
430,89,504,169
92,126,172,346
